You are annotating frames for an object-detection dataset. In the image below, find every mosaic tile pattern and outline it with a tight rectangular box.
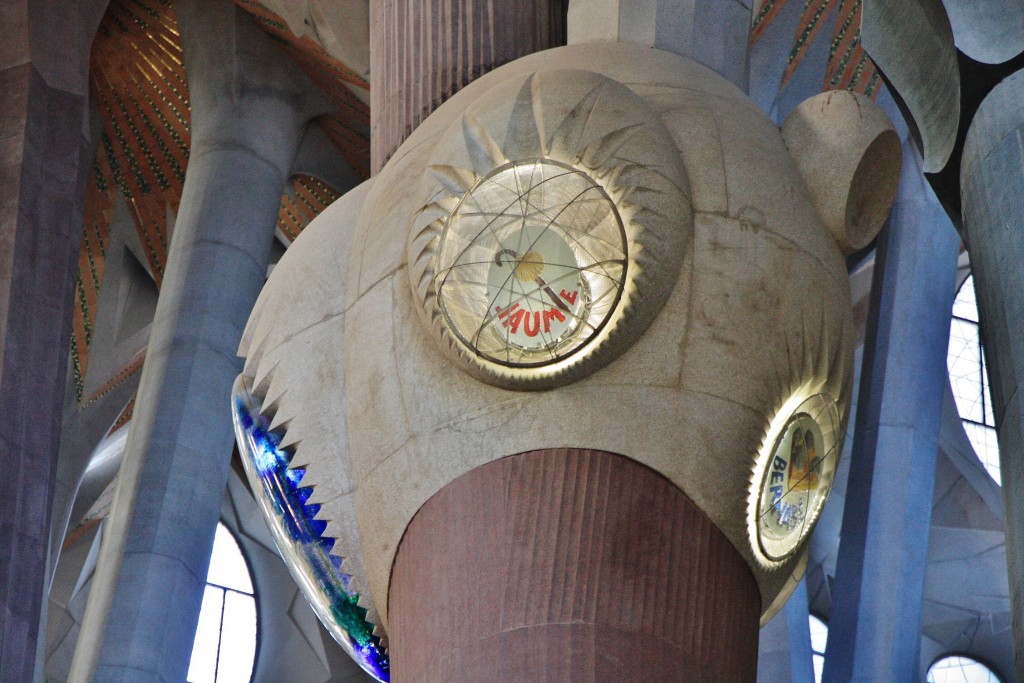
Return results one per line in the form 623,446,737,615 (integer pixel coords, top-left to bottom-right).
232,381,390,682
277,175,343,244
752,0,881,98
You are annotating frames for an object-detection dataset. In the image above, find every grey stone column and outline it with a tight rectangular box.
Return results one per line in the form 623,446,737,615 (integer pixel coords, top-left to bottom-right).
822,149,960,682
757,578,815,683
566,0,752,91
961,70,1024,681
66,3,328,682
0,1,108,680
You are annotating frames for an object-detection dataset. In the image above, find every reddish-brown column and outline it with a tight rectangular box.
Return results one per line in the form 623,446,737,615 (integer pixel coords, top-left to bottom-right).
390,448,761,682
369,0,567,173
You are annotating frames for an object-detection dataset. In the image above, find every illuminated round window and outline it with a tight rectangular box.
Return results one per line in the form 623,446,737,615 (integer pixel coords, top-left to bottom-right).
187,523,257,683
752,394,841,562
927,655,1002,683
435,159,626,368
408,70,692,390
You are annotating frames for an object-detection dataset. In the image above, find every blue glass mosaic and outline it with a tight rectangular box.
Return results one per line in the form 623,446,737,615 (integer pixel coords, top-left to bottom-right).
231,382,390,681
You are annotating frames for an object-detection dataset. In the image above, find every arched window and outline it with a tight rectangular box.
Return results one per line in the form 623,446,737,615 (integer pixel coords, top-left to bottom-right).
187,522,258,683
927,655,1002,683
809,614,827,682
947,274,1000,484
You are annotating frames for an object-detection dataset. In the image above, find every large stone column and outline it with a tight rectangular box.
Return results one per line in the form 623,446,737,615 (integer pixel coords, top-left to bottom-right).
822,150,960,682
66,3,328,682
389,449,761,682
960,70,1024,681
369,0,568,172
0,1,107,680
757,579,815,683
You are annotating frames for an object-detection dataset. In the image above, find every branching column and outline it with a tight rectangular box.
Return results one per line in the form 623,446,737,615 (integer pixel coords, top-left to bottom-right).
67,2,327,681
823,150,961,682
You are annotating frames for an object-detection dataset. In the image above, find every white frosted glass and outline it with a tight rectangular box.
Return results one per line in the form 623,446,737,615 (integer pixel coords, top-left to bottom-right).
964,422,1001,485
216,592,257,683
187,585,224,683
927,655,1002,683
948,318,983,423
808,615,828,654
947,278,1002,485
207,524,253,593
952,275,979,322
982,350,996,427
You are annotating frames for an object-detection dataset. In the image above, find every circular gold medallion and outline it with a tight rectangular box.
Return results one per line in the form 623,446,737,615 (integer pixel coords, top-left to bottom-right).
753,395,840,562
436,160,626,367
407,69,692,389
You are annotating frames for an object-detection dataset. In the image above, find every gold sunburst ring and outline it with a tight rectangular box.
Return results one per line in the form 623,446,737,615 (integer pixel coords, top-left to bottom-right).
407,68,693,389
748,392,842,566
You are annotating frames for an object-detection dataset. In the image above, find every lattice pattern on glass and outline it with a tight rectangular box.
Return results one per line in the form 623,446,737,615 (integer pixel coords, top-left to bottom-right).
435,159,626,367
187,523,257,683
927,655,1003,683
946,274,1000,484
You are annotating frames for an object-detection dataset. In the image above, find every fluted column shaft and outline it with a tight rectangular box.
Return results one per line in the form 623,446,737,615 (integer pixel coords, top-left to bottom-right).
390,449,761,682
566,0,752,91
369,0,567,172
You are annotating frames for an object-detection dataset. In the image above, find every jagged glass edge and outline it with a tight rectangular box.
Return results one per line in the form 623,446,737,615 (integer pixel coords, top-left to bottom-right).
230,375,390,681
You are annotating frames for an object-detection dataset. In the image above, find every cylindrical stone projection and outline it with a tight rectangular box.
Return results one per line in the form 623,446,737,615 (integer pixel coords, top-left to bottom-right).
369,0,568,172
389,448,761,682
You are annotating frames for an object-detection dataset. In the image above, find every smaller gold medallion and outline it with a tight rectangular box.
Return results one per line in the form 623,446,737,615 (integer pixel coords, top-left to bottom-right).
753,395,840,563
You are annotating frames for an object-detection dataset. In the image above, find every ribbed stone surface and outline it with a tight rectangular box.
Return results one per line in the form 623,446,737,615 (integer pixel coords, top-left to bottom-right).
390,448,761,682
369,0,566,172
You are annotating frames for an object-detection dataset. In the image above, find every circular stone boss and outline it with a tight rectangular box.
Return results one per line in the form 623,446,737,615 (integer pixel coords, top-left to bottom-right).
408,69,692,389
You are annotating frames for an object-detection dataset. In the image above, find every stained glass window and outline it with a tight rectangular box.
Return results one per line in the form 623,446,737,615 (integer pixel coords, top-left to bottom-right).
231,382,389,681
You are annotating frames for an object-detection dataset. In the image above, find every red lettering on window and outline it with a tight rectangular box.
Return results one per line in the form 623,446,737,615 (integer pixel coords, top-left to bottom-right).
523,311,541,337
543,308,566,333
504,308,526,334
560,289,579,305
495,303,519,320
